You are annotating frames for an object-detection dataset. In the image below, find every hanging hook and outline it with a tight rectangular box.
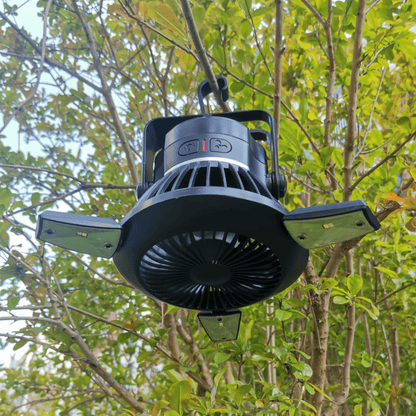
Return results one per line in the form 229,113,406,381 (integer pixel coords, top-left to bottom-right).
197,76,229,115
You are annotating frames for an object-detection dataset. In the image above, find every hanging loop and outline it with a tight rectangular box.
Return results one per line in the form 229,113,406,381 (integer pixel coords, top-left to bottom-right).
197,76,229,114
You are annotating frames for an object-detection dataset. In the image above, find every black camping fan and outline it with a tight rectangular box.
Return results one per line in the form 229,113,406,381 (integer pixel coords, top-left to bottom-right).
36,77,380,341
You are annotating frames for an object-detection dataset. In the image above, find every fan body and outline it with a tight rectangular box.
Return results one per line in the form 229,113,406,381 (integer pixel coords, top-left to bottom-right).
113,160,308,311
36,77,380,340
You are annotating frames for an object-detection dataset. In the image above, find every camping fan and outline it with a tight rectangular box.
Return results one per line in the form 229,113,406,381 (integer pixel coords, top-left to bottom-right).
36,77,380,341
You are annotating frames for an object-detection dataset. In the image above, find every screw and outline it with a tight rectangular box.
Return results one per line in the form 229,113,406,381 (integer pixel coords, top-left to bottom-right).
104,242,113,249
355,221,364,227
297,234,306,241
45,229,54,235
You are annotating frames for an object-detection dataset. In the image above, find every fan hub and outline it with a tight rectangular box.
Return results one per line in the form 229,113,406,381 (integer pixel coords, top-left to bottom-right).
190,263,231,286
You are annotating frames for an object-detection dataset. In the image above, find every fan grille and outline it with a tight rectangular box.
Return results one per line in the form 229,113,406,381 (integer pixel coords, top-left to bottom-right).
139,231,281,310
147,161,272,199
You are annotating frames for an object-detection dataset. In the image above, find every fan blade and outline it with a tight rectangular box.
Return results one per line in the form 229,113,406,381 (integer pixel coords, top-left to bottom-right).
36,211,122,258
283,201,380,250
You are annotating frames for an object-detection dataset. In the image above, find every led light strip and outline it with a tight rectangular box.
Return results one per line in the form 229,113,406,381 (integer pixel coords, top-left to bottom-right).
164,157,249,176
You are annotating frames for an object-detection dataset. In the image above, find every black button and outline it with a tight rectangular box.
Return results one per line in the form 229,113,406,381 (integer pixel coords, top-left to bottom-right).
210,138,232,153
178,140,199,156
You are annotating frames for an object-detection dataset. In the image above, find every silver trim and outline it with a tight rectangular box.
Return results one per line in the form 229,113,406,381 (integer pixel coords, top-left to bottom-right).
164,157,249,175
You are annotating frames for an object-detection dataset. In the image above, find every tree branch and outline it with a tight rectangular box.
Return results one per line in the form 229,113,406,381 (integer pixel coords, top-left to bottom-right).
64,303,212,392
354,67,386,161
7,186,82,216
67,250,135,288
323,2,335,149
179,0,230,112
300,0,326,26
0,11,101,93
71,0,140,186
281,166,335,196
117,0,199,61
209,58,321,154
243,0,272,77
0,164,83,183
273,0,284,163
8,392,105,414
0,0,53,134
343,0,367,202
61,395,108,416
350,130,416,192
323,252,357,416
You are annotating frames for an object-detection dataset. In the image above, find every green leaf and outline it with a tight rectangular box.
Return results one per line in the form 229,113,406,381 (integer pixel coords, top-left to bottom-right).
354,404,363,416
165,305,180,315
13,339,28,351
396,40,416,60
250,7,269,17
291,0,308,10
300,283,321,294
0,188,12,209
7,296,19,310
164,411,181,416
168,381,191,415
230,82,245,93
377,7,394,21
234,384,252,407
241,20,251,38
347,274,363,296
212,46,225,66
70,89,85,101
320,278,338,290
152,399,169,416
332,287,351,296
306,382,333,402
214,365,229,391
320,146,334,167
397,116,411,132
361,357,371,368
275,309,292,321
299,96,309,124
147,2,187,39
44,329,74,347
333,296,349,305
305,382,315,395
117,332,131,343
374,266,399,280
31,192,40,205
356,303,379,320
192,6,205,26
214,352,231,365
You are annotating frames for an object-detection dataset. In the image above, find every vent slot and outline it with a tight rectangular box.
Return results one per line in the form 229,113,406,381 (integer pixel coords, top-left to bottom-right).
224,167,242,189
164,173,179,193
210,166,225,187
194,166,208,187
156,161,272,198
172,166,192,190
239,169,258,192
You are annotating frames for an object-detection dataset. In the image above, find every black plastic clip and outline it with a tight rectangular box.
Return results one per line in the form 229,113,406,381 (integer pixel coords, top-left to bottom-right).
197,76,229,115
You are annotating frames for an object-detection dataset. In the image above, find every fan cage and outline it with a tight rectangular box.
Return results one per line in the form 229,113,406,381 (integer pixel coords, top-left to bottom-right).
146,161,272,199
139,230,281,310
